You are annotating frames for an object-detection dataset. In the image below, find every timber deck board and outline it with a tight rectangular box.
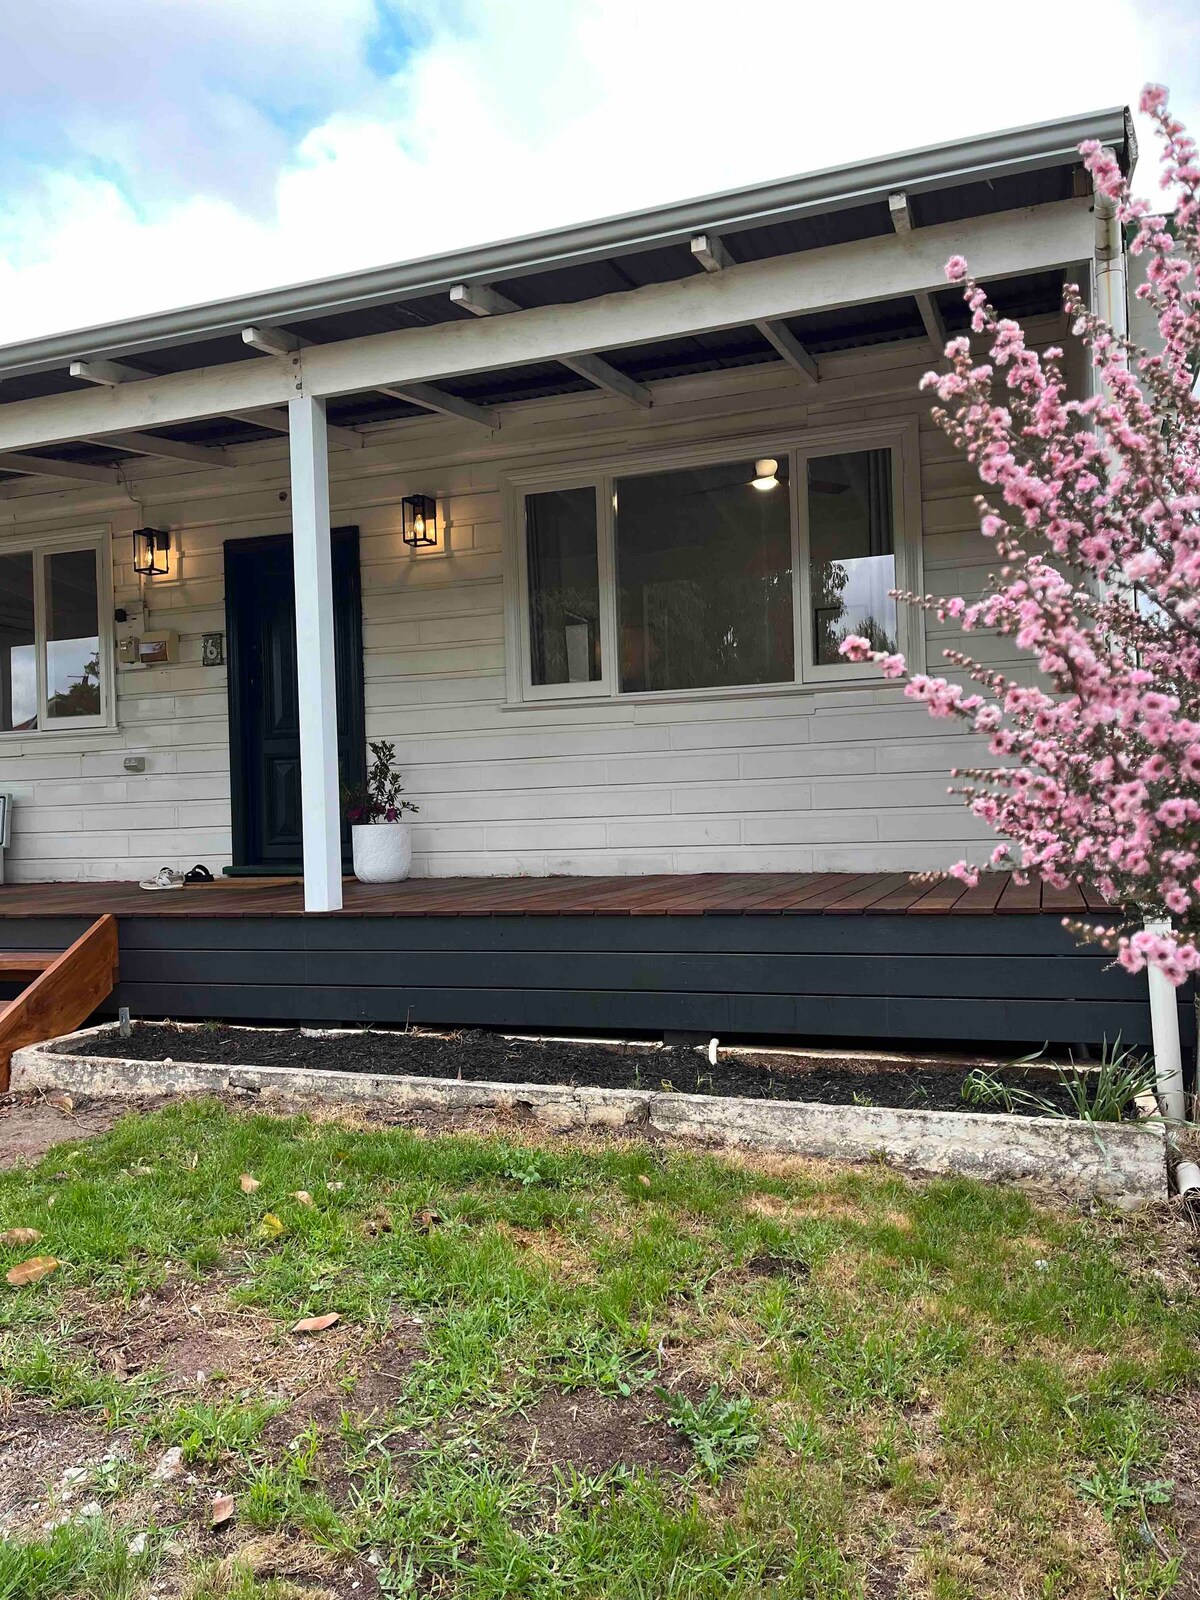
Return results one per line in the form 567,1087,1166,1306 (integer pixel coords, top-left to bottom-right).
0,871,1111,919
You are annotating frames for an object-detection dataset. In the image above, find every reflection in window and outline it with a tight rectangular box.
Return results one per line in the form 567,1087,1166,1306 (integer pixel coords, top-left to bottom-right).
526,488,602,686
45,548,101,719
807,449,897,666
616,456,793,693
0,552,36,731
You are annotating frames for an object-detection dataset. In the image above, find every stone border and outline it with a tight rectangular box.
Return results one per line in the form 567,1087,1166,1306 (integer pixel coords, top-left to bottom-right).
12,1023,1168,1209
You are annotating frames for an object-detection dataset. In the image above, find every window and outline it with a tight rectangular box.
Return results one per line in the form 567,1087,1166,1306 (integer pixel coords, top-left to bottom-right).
0,538,109,733
615,457,793,693
525,487,602,688
510,425,919,702
803,448,898,670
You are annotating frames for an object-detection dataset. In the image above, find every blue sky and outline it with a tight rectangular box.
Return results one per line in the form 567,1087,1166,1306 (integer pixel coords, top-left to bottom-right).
0,0,1197,342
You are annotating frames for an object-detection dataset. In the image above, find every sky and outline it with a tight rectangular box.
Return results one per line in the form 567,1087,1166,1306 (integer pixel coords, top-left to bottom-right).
0,0,1197,345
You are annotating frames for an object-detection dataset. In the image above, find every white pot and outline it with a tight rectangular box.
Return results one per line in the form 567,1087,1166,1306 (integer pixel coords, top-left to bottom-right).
351,821,412,883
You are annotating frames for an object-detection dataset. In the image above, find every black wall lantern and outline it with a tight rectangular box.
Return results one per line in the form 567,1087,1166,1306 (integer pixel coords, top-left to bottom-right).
401,494,437,549
133,527,171,577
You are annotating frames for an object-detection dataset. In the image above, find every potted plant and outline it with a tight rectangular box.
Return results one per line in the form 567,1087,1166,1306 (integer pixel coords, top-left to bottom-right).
344,740,419,883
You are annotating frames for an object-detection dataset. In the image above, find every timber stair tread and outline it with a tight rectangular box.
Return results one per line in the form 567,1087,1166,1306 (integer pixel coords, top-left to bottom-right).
0,952,58,979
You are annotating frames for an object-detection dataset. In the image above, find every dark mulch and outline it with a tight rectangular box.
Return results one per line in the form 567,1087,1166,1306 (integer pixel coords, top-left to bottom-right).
84,1023,1088,1117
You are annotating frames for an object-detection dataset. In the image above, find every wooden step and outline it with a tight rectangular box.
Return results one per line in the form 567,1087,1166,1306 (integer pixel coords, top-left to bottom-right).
0,952,57,982
0,916,119,1092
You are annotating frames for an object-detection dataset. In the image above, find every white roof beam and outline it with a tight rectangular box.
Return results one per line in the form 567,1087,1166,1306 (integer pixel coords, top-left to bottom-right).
225,406,363,450
74,346,359,452
691,233,818,382
889,191,946,356
86,430,230,467
690,233,734,273
245,323,493,430
378,383,498,430
450,282,519,317
449,281,652,409
888,192,914,234
754,319,819,384
242,324,306,356
70,357,150,386
0,452,119,485
0,201,1092,452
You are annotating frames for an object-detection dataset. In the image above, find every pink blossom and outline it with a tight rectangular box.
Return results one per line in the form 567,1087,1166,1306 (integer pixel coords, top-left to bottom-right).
847,85,1200,985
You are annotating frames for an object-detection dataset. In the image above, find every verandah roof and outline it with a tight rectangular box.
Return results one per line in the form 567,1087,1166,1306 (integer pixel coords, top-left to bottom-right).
0,106,1132,478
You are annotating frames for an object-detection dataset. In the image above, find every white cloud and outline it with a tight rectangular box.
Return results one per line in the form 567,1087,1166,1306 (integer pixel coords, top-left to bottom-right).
0,0,1196,343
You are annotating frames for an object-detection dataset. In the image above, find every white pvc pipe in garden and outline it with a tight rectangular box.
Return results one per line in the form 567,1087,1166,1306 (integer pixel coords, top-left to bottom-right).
1145,919,1187,1125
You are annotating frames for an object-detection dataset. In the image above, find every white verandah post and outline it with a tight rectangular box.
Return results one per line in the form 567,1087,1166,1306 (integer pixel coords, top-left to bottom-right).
288,395,343,913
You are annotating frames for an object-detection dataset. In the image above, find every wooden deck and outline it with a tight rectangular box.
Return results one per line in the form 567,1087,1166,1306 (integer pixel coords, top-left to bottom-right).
0,870,1109,919
0,871,1166,1051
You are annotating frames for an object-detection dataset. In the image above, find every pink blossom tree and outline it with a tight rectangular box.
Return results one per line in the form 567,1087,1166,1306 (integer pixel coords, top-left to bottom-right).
839,86,1200,986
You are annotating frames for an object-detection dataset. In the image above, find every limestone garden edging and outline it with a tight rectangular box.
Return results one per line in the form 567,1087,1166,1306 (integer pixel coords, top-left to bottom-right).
11,1022,1168,1209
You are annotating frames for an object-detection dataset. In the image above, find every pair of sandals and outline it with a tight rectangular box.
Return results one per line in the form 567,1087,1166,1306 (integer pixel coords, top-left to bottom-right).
139,864,214,892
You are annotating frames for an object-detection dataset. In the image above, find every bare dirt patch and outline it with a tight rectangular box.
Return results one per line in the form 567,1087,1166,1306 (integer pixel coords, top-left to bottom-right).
66,1274,423,1404
0,1396,127,1533
500,1387,693,1481
154,1533,383,1599
0,1090,161,1169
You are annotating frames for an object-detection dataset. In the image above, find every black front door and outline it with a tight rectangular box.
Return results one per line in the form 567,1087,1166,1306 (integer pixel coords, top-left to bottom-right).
224,529,365,873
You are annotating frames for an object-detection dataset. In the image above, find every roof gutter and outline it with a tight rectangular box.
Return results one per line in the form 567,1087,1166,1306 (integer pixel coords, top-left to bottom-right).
0,106,1132,382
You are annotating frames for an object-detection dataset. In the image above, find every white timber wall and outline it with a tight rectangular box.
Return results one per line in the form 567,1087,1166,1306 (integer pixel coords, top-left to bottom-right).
0,326,1068,883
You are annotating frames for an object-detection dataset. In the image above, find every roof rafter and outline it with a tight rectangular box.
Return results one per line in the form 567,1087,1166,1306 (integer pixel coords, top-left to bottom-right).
0,452,119,485
449,283,652,409
690,233,818,384
87,431,231,467
888,192,948,356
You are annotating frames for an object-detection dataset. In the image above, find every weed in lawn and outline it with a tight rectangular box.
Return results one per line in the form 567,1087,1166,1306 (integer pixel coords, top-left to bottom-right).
659,1385,760,1484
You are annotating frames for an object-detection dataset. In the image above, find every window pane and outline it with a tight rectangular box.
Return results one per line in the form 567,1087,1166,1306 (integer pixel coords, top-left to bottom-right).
616,456,793,693
0,552,37,732
526,488,602,686
807,449,897,666
44,548,101,719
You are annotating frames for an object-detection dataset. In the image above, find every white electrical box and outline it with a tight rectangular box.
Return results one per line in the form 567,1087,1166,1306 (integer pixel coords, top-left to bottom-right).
118,631,178,668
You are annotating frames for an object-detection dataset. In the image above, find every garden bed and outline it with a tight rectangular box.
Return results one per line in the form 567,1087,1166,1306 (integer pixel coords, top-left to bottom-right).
11,1022,1169,1207
56,1022,1093,1117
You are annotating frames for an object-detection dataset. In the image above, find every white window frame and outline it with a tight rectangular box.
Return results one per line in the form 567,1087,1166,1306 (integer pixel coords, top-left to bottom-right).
0,528,114,737
503,420,923,706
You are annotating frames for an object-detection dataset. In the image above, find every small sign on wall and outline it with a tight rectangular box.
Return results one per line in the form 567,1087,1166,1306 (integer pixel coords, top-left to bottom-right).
202,632,225,667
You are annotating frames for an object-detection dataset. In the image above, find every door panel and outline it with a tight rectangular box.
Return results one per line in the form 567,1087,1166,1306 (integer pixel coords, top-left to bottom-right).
225,529,365,873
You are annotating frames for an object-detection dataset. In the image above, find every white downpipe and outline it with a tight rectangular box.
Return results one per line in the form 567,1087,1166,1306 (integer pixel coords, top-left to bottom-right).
1093,163,1128,342
1145,919,1187,1124
1143,918,1197,1199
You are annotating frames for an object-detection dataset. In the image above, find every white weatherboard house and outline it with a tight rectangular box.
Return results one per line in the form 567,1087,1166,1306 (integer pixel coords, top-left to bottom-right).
0,106,1176,1059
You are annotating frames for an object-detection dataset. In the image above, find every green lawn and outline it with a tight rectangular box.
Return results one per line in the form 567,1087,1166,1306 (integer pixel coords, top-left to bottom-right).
0,1097,1196,1599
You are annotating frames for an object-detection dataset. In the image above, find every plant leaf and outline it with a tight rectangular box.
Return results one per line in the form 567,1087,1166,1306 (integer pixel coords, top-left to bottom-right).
0,1228,42,1246
6,1256,59,1286
291,1312,340,1333
290,1190,314,1207
260,1212,284,1237
239,1173,260,1194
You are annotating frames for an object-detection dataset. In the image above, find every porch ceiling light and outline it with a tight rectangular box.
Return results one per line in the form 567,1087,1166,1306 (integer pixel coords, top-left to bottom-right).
751,458,780,491
133,527,171,577
401,493,438,548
